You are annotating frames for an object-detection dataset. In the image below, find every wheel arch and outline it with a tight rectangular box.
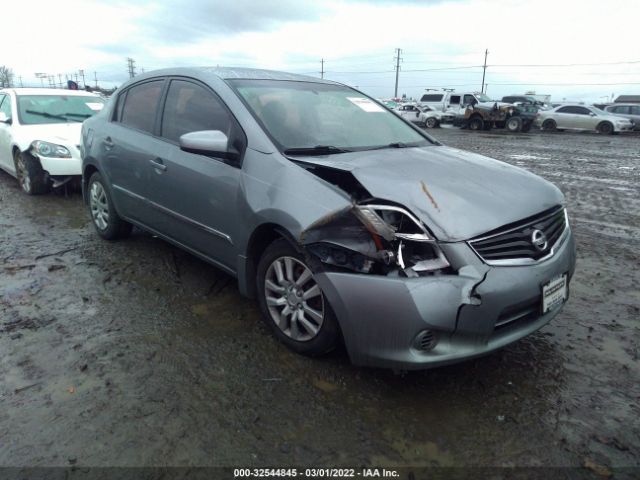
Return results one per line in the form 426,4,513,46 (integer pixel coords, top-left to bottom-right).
238,222,296,298
82,162,100,204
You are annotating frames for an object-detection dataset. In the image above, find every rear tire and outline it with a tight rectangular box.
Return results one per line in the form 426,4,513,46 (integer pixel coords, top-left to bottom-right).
597,121,614,135
468,116,483,131
542,119,557,132
256,239,340,357
14,150,49,195
87,172,132,240
506,116,523,132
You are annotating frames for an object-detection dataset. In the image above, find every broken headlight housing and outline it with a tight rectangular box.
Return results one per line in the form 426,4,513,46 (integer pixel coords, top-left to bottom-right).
31,140,71,158
303,203,450,277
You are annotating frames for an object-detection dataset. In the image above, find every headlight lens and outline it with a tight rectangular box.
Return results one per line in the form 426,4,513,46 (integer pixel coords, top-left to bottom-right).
31,140,71,158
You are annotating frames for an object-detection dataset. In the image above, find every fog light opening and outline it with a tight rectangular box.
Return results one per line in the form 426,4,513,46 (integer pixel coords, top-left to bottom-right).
413,329,439,352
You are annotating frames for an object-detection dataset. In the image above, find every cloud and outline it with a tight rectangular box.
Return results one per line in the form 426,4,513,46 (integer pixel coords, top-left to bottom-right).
139,0,322,44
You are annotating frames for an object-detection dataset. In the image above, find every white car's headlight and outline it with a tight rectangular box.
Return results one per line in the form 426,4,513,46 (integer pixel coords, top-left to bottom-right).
31,140,71,158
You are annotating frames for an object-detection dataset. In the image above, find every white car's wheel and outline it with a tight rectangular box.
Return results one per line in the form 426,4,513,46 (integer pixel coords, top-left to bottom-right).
13,150,49,195
425,117,438,128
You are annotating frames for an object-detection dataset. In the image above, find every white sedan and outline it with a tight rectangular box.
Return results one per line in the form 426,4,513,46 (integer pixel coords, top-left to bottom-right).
395,103,453,128
536,104,634,134
0,88,105,194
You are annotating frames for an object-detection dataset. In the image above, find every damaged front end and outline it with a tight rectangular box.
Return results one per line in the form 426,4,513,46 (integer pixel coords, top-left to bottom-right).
301,201,451,278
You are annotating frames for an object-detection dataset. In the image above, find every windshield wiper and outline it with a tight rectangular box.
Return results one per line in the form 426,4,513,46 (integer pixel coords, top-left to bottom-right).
25,110,83,122
25,110,68,120
361,142,411,151
283,145,351,156
64,112,92,118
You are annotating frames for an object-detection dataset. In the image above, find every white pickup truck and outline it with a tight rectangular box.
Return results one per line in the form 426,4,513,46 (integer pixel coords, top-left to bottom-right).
419,91,510,114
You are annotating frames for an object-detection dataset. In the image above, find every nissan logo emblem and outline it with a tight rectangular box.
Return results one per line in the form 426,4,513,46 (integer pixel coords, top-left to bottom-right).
531,229,548,252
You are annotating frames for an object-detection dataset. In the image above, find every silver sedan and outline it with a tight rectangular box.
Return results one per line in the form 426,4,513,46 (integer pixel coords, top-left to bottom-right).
536,104,634,134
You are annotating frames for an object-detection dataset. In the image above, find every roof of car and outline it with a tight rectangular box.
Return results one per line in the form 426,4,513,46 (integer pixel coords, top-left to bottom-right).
1,88,101,96
130,67,338,85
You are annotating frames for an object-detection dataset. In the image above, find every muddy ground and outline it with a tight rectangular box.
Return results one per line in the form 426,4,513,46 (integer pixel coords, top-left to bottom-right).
0,128,638,477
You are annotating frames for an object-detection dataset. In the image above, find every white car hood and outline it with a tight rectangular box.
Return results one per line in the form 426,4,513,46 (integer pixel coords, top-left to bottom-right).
14,123,83,151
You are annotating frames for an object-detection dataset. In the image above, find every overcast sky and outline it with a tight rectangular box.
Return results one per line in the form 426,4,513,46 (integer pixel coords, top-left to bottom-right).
4,0,639,101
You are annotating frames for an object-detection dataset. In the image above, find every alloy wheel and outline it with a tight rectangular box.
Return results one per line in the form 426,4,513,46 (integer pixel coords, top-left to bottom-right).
90,182,109,231
264,256,324,342
15,155,31,193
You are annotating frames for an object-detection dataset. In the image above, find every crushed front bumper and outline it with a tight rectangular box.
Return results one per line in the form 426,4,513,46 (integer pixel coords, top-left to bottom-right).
315,230,576,369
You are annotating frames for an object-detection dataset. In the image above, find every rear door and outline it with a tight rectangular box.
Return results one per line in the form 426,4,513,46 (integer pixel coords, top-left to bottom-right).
145,78,245,270
102,78,167,223
554,106,580,129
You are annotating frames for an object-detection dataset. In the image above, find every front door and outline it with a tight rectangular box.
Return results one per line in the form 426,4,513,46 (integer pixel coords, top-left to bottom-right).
145,78,243,271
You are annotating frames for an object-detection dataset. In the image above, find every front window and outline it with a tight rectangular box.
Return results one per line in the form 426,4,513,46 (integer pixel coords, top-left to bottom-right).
17,95,105,125
229,80,431,152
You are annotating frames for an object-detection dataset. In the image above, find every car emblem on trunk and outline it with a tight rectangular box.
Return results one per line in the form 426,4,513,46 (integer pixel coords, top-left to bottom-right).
531,229,548,251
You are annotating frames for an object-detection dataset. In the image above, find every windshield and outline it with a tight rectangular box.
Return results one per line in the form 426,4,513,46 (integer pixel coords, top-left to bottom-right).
229,80,431,152
17,95,105,125
476,93,493,102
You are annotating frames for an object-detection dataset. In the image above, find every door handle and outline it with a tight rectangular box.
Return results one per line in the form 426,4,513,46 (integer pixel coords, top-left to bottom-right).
103,137,114,150
149,158,167,172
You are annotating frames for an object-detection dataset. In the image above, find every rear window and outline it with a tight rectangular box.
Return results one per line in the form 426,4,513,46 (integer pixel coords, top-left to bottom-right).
420,94,444,102
118,80,164,134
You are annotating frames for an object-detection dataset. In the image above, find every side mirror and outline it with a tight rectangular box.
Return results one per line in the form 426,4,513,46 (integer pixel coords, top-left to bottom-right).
0,112,11,124
179,130,238,161
589,112,596,116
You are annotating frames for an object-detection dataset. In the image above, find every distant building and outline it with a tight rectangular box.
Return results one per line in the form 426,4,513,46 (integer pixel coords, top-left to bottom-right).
614,95,640,103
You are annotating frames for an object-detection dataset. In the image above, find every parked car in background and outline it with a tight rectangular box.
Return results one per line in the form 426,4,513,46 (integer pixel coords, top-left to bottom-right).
81,67,576,370
418,105,455,128
604,104,640,130
394,103,453,128
536,104,634,134
393,103,422,122
0,88,105,194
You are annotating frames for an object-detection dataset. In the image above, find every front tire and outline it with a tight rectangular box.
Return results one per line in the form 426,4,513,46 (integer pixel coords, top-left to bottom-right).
425,117,438,129
597,121,614,135
87,172,132,240
257,239,339,356
14,150,49,195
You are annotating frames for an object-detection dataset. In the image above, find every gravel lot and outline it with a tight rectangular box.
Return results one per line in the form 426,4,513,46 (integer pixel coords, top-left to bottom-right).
0,128,638,476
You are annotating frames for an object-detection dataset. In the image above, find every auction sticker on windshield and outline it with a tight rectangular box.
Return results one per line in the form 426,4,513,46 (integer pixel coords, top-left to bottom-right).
85,102,104,111
542,274,567,313
347,97,385,112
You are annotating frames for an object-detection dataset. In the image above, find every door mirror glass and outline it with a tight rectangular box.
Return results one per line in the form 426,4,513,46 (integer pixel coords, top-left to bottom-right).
179,130,232,158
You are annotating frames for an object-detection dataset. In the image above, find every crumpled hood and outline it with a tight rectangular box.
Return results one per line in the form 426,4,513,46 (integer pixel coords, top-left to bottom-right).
295,145,565,241
14,123,82,151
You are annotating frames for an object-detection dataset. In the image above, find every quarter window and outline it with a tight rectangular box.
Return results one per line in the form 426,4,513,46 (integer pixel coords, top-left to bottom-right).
160,80,232,143
630,106,640,115
119,80,164,134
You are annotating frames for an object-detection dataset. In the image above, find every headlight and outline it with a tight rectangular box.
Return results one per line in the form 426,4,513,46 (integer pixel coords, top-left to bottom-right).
302,203,449,276
31,140,71,158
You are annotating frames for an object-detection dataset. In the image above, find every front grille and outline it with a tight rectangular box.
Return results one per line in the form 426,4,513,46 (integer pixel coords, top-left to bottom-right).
469,206,567,265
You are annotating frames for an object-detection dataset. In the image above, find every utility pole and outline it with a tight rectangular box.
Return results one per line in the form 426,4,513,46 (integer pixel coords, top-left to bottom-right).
57,74,63,88
127,57,136,79
481,48,488,94
393,48,402,98
18,76,23,87
320,58,324,79
94,71,98,88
